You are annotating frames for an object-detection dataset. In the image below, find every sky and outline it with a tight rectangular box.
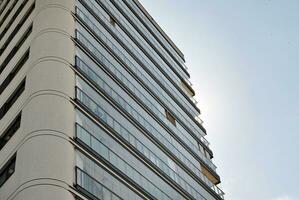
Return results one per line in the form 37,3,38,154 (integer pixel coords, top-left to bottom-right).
139,1,299,200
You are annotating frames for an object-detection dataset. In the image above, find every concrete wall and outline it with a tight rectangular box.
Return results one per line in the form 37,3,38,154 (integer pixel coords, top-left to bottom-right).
0,0,76,199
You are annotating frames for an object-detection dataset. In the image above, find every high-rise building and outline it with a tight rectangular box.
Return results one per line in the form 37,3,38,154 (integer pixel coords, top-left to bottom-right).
0,0,224,199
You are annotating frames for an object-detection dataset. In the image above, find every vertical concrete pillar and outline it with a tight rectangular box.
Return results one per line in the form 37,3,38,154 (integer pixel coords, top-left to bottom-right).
4,0,77,199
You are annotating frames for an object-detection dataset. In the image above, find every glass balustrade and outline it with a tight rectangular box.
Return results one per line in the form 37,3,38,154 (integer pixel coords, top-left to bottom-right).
74,8,208,147
75,86,224,199
75,55,216,171
78,0,200,118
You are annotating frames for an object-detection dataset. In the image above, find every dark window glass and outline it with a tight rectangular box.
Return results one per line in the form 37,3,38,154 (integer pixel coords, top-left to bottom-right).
0,50,29,95
0,0,18,28
0,0,30,41
0,24,32,74
0,79,25,120
0,0,11,17
0,155,16,187
109,16,116,27
0,113,21,151
0,3,35,56
166,110,176,126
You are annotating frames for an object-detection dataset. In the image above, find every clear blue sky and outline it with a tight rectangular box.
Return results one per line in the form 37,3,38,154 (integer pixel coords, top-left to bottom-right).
139,1,299,200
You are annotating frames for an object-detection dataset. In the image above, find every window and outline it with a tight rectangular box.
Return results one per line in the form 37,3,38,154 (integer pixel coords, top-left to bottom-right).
165,110,176,126
204,150,211,160
167,157,177,172
0,50,29,95
0,0,18,28
110,16,116,27
201,164,219,184
0,113,21,151
0,79,25,121
0,3,35,56
0,154,16,187
0,0,11,17
181,80,195,98
0,23,32,75
0,0,30,41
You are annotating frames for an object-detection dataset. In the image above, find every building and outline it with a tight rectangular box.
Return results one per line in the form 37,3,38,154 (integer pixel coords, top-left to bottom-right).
0,0,224,199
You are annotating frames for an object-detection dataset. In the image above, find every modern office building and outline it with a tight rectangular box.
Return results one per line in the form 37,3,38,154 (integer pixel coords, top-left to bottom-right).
0,0,224,199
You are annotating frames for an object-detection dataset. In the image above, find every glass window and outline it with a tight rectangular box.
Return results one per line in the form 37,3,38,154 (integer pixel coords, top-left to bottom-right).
103,187,112,200
0,155,16,187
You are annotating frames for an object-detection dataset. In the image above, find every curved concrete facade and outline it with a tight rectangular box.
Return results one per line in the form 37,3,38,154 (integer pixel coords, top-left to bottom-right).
0,0,76,199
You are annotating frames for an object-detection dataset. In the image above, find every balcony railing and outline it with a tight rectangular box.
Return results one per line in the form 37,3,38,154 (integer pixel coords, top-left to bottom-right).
75,87,225,199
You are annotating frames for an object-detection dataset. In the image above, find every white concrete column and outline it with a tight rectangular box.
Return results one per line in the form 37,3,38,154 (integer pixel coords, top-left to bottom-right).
2,0,77,199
